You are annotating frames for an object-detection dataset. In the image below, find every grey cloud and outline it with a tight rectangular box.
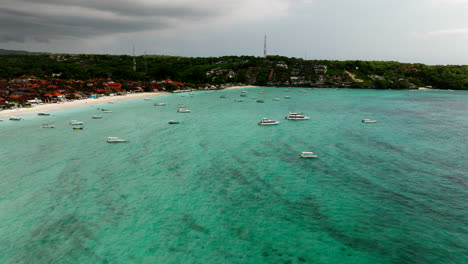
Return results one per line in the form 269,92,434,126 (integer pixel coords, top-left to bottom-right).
0,0,212,43
22,0,210,17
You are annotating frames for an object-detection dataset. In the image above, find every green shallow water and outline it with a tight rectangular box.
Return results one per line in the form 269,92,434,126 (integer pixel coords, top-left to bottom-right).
0,88,467,263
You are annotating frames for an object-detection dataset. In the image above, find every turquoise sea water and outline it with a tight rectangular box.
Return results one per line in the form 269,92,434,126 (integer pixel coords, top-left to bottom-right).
0,88,467,264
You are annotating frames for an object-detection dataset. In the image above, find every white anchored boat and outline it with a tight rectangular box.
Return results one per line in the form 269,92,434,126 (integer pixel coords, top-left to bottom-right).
69,120,84,125
285,112,311,120
9,116,22,121
299,152,318,158
107,137,128,143
41,124,55,128
284,96,291,99
233,99,243,102
154,102,166,106
258,118,280,125
92,115,103,119
362,119,377,123
177,108,191,113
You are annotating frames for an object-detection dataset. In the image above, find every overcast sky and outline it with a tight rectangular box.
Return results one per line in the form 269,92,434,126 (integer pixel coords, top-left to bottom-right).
1,0,467,64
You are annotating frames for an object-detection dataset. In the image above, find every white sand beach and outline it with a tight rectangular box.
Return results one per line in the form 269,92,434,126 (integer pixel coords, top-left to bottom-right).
223,85,257,90
0,92,168,118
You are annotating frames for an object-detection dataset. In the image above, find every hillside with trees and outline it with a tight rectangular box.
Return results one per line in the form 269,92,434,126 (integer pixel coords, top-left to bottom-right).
1,53,468,90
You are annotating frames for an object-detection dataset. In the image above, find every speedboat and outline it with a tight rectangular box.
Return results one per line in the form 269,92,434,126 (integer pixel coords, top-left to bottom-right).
362,119,377,123
285,112,311,120
177,108,191,113
41,124,55,128
299,152,318,158
168,120,180,124
73,126,84,130
92,115,103,119
38,112,50,116
258,118,280,125
9,116,22,120
284,96,291,99
107,137,128,143
154,102,166,106
69,120,84,125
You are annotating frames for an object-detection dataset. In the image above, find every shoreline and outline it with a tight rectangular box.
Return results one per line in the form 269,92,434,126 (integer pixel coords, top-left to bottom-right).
0,92,168,118
0,85,258,118
222,85,257,90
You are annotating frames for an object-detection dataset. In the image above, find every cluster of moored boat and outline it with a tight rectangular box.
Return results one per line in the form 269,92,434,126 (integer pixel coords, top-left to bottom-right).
153,102,190,124
7,108,129,143
257,112,311,126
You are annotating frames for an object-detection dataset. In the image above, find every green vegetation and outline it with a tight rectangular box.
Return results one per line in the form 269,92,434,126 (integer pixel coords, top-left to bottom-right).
1,53,468,89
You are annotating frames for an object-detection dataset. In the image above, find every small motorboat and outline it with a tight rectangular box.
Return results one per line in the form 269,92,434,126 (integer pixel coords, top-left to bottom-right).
107,137,128,143
299,152,318,158
177,108,191,113
92,115,103,119
362,119,377,123
37,112,50,116
154,102,167,106
256,100,265,103
285,112,311,120
258,118,280,125
272,98,280,101
41,124,55,128
168,120,180,124
73,126,84,130
284,96,291,99
240,94,247,97
234,99,243,102
69,120,84,125
9,116,22,121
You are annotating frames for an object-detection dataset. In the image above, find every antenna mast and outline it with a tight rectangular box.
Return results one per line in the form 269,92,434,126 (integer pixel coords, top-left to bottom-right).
132,45,136,72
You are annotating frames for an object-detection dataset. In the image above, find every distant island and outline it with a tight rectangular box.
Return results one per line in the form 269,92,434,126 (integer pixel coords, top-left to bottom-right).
1,52,467,108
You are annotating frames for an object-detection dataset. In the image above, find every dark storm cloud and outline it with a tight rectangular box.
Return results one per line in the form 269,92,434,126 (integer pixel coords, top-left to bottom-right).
0,0,212,42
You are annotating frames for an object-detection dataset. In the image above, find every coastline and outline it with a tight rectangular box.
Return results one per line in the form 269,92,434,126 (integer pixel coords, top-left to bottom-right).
0,92,168,118
223,85,257,90
0,85,258,118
